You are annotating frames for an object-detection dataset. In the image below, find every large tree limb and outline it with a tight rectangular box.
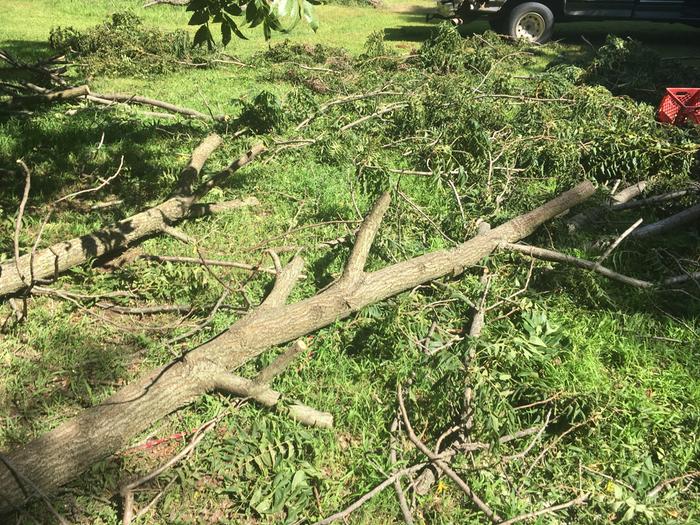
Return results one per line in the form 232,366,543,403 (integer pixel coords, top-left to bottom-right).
0,181,594,513
10,85,89,106
0,137,264,297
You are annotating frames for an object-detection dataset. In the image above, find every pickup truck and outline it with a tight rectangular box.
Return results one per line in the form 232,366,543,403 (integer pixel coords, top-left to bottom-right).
436,0,700,43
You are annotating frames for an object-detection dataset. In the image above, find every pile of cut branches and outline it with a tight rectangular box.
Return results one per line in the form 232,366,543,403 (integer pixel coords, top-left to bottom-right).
1,22,699,525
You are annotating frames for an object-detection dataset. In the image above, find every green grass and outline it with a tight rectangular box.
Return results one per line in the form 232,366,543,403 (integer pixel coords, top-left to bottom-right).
1,2,699,525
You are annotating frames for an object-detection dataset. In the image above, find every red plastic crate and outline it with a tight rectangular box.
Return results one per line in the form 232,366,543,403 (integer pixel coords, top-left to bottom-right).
657,88,700,126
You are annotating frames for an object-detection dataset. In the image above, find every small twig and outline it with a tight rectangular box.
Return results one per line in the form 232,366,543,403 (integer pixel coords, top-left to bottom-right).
397,189,456,244
647,470,700,499
310,463,427,525
339,103,407,132
390,417,415,525
167,287,231,346
13,160,32,287
32,286,136,301
581,465,634,492
143,0,189,7
247,219,360,252
120,413,225,525
141,254,278,275
498,493,588,525
398,384,501,523
131,476,177,522
520,417,596,488
54,156,125,205
514,392,562,411
95,302,193,316
503,411,550,461
296,90,403,131
596,218,643,265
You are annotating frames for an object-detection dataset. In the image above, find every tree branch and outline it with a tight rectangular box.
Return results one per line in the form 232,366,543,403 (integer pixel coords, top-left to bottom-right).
0,181,594,513
498,494,588,525
212,373,332,428
341,192,391,282
260,255,305,308
0,137,265,297
398,385,501,523
502,242,653,288
630,203,700,239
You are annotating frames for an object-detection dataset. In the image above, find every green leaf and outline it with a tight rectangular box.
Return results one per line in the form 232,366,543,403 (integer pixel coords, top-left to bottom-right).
224,2,243,16
245,0,262,25
303,1,318,31
224,13,248,39
621,507,635,522
188,10,210,25
186,0,208,12
193,24,213,47
221,21,232,46
291,470,307,491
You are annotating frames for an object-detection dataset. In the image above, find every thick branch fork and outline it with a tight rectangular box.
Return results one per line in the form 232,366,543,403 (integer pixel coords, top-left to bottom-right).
0,181,594,513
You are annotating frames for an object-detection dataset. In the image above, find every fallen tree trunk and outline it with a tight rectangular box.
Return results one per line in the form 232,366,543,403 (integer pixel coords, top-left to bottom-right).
0,181,594,514
0,136,264,297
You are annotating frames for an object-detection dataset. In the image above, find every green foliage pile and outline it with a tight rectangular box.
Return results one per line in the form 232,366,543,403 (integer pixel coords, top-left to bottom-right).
49,11,200,76
1,20,699,525
237,90,288,132
583,35,700,102
271,26,698,226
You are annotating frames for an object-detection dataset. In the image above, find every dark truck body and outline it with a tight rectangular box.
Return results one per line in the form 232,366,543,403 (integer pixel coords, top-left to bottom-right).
445,0,700,21
438,0,700,42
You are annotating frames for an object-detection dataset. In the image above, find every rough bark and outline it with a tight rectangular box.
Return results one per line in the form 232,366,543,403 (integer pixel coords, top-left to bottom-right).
0,137,264,297
0,181,594,514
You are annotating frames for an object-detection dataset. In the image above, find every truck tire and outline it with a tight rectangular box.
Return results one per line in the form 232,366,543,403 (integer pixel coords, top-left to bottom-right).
504,2,554,43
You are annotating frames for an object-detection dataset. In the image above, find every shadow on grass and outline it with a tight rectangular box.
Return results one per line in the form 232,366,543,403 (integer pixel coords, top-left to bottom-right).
553,21,700,55
0,39,55,63
0,106,250,252
0,321,138,447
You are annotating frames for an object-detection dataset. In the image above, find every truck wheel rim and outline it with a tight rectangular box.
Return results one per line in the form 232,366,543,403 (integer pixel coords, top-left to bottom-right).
515,12,546,41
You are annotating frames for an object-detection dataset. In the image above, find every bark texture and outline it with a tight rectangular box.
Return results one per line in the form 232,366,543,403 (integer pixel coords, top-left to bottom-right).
0,181,594,514
0,137,264,297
